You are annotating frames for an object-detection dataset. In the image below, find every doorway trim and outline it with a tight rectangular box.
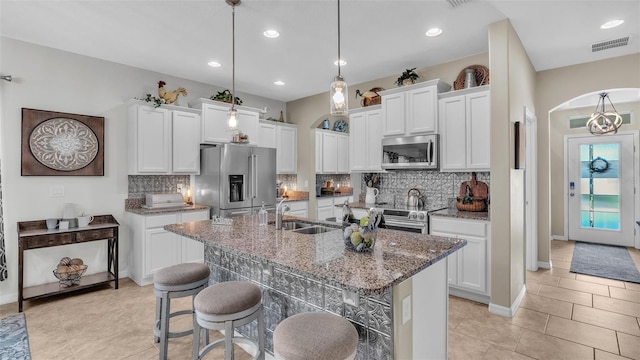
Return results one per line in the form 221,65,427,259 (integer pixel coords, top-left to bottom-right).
562,130,640,249
524,106,538,271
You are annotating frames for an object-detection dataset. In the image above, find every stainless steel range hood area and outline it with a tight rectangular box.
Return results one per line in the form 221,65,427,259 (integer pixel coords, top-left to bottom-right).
381,135,439,170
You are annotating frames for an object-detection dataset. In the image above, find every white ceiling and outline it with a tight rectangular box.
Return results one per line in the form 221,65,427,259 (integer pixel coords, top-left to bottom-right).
1,0,638,103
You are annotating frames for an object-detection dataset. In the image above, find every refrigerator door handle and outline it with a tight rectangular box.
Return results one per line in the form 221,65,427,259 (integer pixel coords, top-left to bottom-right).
251,154,258,199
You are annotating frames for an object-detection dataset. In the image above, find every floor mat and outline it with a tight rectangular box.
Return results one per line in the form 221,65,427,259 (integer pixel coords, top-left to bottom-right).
570,241,640,284
0,313,31,360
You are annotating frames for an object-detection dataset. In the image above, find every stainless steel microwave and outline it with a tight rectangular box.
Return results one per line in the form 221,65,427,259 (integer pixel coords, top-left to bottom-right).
381,135,438,170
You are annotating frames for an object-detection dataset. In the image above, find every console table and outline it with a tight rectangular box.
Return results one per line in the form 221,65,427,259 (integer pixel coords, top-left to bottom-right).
17,214,119,312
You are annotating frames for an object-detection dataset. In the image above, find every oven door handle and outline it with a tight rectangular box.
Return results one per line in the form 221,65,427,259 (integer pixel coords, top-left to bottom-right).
384,220,426,230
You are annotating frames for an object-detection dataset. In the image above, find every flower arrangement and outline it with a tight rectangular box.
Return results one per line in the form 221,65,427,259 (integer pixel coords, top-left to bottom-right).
363,173,380,188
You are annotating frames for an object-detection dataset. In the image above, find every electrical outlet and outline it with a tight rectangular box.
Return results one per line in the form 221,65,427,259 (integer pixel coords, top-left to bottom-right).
402,295,411,324
304,180,309,188
50,185,64,197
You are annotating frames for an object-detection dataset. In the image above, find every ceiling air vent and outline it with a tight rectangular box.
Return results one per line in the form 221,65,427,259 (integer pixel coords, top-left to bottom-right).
446,0,471,7
592,36,630,52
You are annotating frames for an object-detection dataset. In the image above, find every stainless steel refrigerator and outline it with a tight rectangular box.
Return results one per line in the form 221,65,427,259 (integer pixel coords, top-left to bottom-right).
194,144,277,218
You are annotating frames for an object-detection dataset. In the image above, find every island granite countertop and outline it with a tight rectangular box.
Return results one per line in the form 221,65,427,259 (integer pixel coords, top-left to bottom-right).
125,204,209,215
165,214,465,295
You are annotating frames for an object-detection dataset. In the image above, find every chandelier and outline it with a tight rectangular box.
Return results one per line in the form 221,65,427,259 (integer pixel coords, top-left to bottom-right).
586,92,622,135
329,0,348,115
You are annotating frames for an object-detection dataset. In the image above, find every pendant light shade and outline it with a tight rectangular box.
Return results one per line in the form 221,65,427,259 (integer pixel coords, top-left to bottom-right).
227,0,240,131
586,92,622,135
329,0,348,115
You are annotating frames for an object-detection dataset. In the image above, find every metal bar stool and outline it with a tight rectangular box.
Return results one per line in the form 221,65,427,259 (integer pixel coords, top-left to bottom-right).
273,312,358,360
193,281,265,360
153,263,210,360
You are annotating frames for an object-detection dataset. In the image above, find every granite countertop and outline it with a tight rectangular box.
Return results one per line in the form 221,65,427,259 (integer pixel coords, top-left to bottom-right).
429,208,490,221
317,192,354,198
125,204,209,215
164,214,465,295
276,197,308,203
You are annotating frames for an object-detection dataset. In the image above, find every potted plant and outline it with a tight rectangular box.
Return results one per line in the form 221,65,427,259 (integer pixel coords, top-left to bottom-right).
395,68,419,86
210,90,243,105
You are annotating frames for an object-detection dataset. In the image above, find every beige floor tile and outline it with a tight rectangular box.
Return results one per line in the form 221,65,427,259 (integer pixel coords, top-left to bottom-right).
525,281,542,295
538,284,593,307
454,317,525,351
545,315,619,354
520,293,573,319
573,304,640,336
71,328,157,360
618,332,640,359
595,349,631,360
594,295,640,318
515,329,594,360
550,267,578,280
511,307,549,333
448,331,491,360
625,282,640,292
481,345,535,360
527,271,560,286
558,277,610,297
610,286,640,304
552,260,572,270
576,274,626,288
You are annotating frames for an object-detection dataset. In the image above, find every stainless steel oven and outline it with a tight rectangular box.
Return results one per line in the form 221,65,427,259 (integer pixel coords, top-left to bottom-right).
379,209,429,234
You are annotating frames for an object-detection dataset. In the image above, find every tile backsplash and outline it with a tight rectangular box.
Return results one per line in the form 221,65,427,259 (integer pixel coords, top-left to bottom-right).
316,174,351,188
359,171,490,210
128,175,190,198
276,174,297,191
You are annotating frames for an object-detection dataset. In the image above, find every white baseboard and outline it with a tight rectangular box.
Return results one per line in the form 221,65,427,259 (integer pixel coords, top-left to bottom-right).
537,261,551,269
488,285,526,318
552,235,568,241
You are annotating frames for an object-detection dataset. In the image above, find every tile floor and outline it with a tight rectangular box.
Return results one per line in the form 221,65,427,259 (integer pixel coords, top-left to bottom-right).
1,240,639,359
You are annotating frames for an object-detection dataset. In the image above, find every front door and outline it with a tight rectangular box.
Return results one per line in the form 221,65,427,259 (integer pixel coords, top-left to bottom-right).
567,134,635,246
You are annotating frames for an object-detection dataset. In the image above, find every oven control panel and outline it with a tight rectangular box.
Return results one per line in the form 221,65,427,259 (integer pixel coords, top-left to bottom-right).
408,211,428,222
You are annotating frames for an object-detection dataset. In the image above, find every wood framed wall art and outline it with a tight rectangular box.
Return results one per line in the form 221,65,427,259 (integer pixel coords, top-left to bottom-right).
21,108,104,176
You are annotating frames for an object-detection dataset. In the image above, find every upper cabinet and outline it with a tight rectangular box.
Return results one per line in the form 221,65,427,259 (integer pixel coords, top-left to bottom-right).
190,99,260,145
379,79,451,137
128,101,201,175
349,105,382,172
315,129,349,174
438,86,490,172
258,120,297,174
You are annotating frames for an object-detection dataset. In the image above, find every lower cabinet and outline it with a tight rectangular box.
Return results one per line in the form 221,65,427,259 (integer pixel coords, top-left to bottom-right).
128,210,208,286
316,196,354,221
430,216,491,304
286,200,308,218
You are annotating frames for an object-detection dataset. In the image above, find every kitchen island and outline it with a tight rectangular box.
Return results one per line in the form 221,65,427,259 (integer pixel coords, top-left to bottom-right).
165,215,465,359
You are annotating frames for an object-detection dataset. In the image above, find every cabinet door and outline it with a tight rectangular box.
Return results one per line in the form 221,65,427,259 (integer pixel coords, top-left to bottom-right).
439,96,467,171
315,130,323,173
466,92,491,170
382,92,406,136
180,211,207,263
317,206,334,221
258,122,277,148
277,125,297,174
365,110,382,171
202,103,229,143
172,111,201,174
407,85,437,134
322,132,338,173
288,209,308,218
337,134,349,173
238,109,259,145
457,235,487,293
349,112,367,172
144,228,181,278
135,106,171,173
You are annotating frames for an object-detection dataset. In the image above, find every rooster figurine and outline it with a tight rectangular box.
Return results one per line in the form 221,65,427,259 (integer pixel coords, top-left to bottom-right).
158,81,187,104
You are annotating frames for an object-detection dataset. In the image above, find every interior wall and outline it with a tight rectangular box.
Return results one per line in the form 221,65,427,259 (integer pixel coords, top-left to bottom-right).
0,37,286,303
535,53,640,264
286,52,489,218
549,101,640,237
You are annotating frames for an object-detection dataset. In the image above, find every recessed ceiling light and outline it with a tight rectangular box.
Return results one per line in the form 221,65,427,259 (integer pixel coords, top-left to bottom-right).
425,28,443,37
334,59,347,66
263,29,280,38
274,80,285,86
208,61,221,68
600,19,624,29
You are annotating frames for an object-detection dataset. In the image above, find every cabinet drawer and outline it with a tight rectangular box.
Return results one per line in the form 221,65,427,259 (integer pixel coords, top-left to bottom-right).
317,198,334,207
288,201,308,212
180,211,208,223
24,234,73,249
430,217,487,237
146,214,178,228
76,228,115,242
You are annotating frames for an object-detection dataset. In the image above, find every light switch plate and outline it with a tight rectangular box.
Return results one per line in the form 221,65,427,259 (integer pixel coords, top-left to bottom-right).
50,185,64,197
402,295,411,324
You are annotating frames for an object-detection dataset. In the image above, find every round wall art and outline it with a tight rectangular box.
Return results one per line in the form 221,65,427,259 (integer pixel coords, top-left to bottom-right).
29,118,99,171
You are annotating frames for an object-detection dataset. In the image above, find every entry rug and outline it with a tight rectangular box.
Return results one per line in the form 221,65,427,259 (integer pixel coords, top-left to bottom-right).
0,313,31,360
570,242,640,284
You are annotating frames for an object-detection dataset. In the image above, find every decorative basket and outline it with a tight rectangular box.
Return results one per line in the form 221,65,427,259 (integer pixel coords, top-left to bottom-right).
453,65,490,90
456,197,487,212
456,172,489,212
53,265,88,287
343,221,377,253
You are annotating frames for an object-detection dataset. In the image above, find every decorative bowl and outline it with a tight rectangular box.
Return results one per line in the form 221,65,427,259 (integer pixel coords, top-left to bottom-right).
53,264,88,287
342,222,377,253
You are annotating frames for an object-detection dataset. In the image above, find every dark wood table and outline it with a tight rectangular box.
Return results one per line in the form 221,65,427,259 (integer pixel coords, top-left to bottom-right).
17,214,119,312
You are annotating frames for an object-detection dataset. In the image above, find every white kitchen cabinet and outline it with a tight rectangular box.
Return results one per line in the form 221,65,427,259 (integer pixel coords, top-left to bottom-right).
191,98,260,145
258,121,277,148
128,209,209,286
128,101,201,175
379,79,451,137
317,197,335,221
430,216,490,304
287,200,308,218
439,86,490,172
259,121,297,174
349,106,382,172
315,129,349,174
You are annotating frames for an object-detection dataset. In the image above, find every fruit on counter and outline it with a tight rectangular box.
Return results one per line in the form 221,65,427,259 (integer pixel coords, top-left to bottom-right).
59,257,72,266
350,231,363,246
69,258,84,266
359,217,369,227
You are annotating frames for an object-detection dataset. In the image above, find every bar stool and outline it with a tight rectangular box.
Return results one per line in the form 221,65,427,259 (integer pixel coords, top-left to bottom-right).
193,281,265,360
273,312,358,360
153,263,210,360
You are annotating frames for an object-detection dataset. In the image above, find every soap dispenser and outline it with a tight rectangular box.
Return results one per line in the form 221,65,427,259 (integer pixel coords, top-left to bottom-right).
258,201,268,225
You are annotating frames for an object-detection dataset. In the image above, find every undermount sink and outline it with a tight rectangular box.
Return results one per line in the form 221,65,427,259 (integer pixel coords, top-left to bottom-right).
290,225,338,235
280,221,313,230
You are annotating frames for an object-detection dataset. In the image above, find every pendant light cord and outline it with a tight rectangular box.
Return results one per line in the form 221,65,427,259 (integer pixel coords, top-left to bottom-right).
231,4,236,110
337,0,341,78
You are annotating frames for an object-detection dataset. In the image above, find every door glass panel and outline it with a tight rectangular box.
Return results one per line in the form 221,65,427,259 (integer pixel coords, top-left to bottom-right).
579,143,620,230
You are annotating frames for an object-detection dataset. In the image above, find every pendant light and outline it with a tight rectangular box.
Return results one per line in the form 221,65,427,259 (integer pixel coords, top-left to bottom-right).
586,92,623,135
330,0,348,115
227,0,240,131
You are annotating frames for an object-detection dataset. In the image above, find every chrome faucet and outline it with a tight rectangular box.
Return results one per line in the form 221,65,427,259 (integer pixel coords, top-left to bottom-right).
275,198,290,230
